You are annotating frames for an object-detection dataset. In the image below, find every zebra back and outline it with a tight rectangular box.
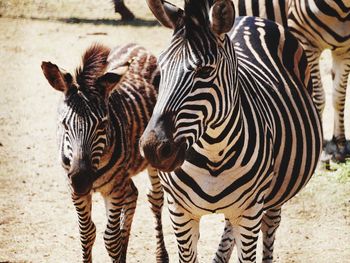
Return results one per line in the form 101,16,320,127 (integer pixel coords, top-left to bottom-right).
96,44,159,181
234,0,290,27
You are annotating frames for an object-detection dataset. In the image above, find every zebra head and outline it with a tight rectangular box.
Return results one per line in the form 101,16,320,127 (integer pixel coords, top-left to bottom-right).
41,44,126,196
140,0,237,172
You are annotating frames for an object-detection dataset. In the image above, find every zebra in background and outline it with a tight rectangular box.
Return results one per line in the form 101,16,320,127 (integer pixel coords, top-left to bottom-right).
288,0,350,161
233,0,290,27
41,43,168,262
140,0,322,262
234,0,350,161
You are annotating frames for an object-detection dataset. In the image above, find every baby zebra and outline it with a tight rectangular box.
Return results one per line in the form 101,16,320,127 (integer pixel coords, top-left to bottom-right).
41,43,168,262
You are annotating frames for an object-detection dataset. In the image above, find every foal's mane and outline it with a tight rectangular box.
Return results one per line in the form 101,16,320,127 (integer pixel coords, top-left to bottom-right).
75,43,111,88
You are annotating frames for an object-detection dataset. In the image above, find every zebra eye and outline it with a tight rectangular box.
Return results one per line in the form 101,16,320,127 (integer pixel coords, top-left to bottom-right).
98,120,108,130
195,66,214,78
62,121,69,131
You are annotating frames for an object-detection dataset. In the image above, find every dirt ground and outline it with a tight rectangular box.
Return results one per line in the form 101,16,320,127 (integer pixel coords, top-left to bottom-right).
0,1,349,262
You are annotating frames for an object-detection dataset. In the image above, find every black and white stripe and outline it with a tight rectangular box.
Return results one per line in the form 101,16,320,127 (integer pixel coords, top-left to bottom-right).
234,0,350,160
141,0,322,262
288,0,350,160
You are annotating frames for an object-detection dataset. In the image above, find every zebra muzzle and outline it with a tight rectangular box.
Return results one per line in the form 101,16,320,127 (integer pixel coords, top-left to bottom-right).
141,134,186,172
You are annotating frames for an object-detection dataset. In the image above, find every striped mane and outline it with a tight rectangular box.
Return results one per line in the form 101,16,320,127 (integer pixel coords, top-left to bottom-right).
75,44,111,89
184,0,212,34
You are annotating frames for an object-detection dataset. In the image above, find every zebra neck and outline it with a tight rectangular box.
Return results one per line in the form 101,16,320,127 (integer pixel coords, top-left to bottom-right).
195,96,244,163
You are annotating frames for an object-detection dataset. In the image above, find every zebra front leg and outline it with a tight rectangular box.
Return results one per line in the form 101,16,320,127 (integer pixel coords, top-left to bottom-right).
119,179,139,262
168,196,200,263
260,207,282,263
147,167,169,262
231,205,264,263
103,186,127,262
72,194,96,263
213,219,235,263
330,51,350,161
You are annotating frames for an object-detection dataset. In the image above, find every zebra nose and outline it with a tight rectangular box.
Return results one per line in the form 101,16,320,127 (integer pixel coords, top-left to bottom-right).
70,172,92,196
68,161,93,196
157,141,174,160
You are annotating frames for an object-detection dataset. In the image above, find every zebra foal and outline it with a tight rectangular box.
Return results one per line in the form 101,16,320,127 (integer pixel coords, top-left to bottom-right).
41,43,168,262
140,0,322,262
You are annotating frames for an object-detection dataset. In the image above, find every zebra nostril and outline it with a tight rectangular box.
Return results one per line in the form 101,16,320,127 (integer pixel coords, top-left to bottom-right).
158,142,173,160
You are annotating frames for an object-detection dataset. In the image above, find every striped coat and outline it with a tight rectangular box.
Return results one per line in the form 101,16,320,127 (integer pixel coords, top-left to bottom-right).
42,43,168,262
141,0,322,262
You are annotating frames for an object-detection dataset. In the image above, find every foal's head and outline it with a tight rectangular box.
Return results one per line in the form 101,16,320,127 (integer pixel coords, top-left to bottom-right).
42,44,127,196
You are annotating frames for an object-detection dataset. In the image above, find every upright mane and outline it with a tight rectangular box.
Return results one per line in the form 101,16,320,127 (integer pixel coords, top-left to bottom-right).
75,43,111,88
184,0,212,34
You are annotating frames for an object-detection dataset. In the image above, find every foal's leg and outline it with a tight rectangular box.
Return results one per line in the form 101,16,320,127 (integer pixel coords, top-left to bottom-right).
103,183,128,262
147,166,169,262
168,196,200,263
72,193,96,263
119,179,139,261
213,219,235,263
260,207,282,263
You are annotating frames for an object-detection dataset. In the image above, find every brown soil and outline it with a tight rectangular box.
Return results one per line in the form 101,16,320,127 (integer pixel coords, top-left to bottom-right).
0,1,349,262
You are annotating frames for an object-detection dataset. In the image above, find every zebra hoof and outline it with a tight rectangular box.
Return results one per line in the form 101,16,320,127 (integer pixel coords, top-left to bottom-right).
156,252,169,263
324,139,347,163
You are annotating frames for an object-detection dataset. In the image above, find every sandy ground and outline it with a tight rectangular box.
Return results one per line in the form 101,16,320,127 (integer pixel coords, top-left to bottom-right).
0,1,349,262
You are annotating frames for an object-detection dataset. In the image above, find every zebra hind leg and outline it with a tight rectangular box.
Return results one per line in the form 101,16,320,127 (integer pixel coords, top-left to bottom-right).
328,50,350,162
147,167,169,263
260,207,282,263
212,218,235,263
72,194,96,263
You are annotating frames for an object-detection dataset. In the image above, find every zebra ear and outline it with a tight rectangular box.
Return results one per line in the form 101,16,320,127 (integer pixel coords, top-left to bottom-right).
146,0,184,29
96,65,128,98
209,0,235,36
41,61,72,93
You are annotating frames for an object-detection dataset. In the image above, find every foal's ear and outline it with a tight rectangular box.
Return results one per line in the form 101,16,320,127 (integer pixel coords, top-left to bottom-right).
210,0,235,37
96,65,128,98
41,61,72,93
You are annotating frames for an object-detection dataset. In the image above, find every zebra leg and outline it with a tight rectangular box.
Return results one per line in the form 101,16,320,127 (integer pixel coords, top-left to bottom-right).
113,0,135,21
167,196,200,263
103,181,134,263
147,167,169,262
72,194,96,263
231,205,264,263
306,48,324,116
330,50,350,161
260,207,282,263
120,179,139,262
212,218,235,263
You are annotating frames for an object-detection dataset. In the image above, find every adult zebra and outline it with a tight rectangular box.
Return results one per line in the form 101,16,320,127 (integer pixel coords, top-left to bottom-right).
140,0,322,262
41,43,168,262
288,0,350,161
